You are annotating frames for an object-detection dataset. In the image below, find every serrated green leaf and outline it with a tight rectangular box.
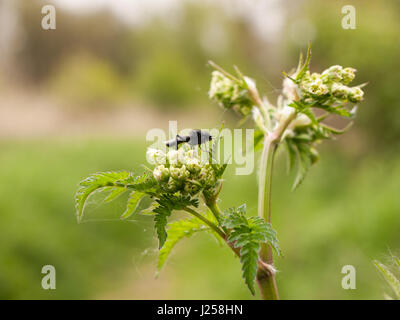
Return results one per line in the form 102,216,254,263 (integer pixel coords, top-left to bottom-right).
154,209,170,249
312,103,352,118
157,218,207,273
120,191,146,220
104,187,127,203
240,241,259,295
123,171,158,192
152,194,199,248
285,139,297,174
292,144,312,191
75,171,132,223
221,204,280,294
373,260,400,299
289,101,318,124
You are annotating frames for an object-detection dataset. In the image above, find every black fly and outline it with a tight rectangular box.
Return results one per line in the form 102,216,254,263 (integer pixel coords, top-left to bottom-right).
165,129,212,150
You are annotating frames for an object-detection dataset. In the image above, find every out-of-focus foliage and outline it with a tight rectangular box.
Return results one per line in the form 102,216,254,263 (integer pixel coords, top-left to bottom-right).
0,139,399,299
374,256,400,300
49,53,123,108
133,51,198,108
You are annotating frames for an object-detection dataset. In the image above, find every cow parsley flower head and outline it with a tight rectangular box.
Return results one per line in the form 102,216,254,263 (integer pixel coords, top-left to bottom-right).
150,145,221,197
209,70,253,116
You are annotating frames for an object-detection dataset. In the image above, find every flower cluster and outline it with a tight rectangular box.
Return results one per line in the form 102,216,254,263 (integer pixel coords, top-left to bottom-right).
299,65,364,103
208,70,253,116
148,148,218,197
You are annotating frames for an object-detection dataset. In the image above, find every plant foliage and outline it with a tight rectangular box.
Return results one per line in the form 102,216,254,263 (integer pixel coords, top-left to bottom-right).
222,204,280,294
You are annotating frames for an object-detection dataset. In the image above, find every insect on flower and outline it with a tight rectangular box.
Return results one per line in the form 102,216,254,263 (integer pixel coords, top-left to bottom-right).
165,129,212,149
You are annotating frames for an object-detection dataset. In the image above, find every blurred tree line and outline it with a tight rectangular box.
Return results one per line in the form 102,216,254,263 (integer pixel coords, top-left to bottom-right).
5,0,400,148
12,0,269,109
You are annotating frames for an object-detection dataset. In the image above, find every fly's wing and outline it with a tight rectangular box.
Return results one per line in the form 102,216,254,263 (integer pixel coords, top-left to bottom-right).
176,134,190,143
188,130,202,146
200,132,212,143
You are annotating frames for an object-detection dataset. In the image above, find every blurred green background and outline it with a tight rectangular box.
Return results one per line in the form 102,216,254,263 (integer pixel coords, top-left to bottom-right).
0,0,399,299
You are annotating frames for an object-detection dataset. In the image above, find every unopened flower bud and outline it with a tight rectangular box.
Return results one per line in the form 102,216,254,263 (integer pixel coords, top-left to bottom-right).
348,87,364,102
170,165,190,181
307,79,329,96
186,158,201,174
167,150,180,166
153,165,170,183
331,83,349,100
166,178,181,193
209,70,252,115
341,67,356,85
184,182,201,196
198,166,215,186
322,65,343,82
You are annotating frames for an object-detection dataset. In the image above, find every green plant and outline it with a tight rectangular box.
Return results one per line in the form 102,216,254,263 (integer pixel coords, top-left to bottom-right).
374,255,400,300
74,45,365,299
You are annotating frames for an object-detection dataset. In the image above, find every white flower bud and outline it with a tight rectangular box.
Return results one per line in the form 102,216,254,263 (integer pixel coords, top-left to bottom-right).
184,182,201,196
348,87,364,102
209,71,235,101
166,178,181,193
170,165,190,181
209,70,252,115
342,67,356,85
331,82,349,100
153,165,169,183
197,166,215,186
167,150,179,166
307,78,329,96
322,65,343,82
186,158,201,174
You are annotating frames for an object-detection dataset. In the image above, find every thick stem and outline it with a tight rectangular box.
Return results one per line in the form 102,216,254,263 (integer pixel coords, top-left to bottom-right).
206,201,222,225
257,262,280,300
257,135,279,300
258,136,277,262
256,109,297,300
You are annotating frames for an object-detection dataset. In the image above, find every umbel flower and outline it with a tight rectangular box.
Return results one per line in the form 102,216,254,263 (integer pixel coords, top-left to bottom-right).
299,65,364,103
208,45,365,190
208,69,254,116
147,145,221,197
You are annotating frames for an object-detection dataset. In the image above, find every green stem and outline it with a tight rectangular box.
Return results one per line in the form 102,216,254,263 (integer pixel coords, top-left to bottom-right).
256,110,297,300
258,136,278,263
206,200,230,234
206,201,222,224
183,207,226,239
256,136,280,300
